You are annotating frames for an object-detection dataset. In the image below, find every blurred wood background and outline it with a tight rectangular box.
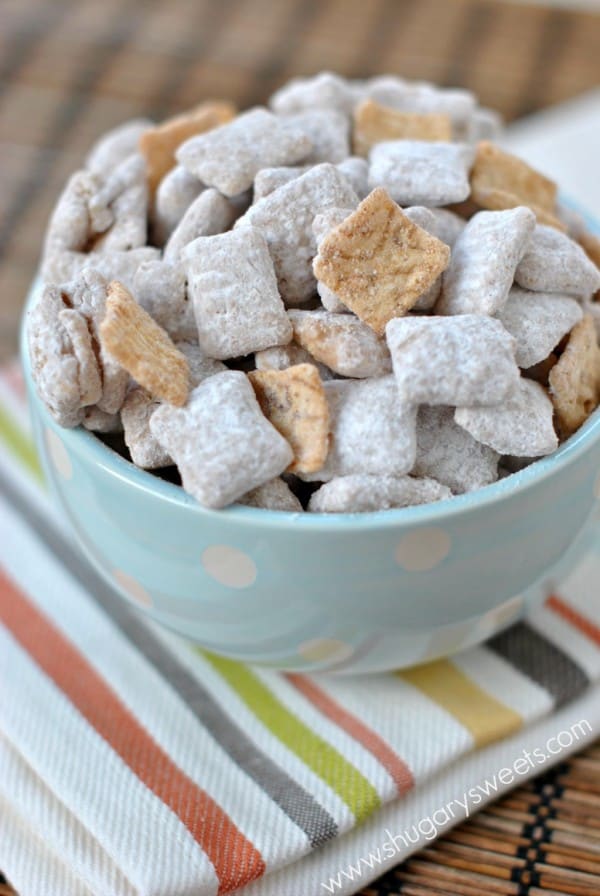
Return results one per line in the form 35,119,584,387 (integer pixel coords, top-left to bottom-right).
1,0,599,360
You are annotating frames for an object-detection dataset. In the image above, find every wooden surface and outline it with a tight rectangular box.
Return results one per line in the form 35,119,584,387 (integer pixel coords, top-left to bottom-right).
2,0,600,360
1,2,600,893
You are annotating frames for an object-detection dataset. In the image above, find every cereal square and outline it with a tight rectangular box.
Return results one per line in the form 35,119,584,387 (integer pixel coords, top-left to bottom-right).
455,378,558,456
149,371,293,508
164,188,235,261
437,207,536,315
497,287,583,369
386,315,519,406
469,141,562,228
308,474,451,513
288,310,392,378
285,109,350,164
177,107,312,196
548,315,600,438
140,100,236,193
353,99,452,156
153,165,205,245
313,188,450,336
301,376,417,481
368,140,474,206
248,363,330,474
239,478,302,511
236,163,359,304
515,225,600,300
185,227,292,359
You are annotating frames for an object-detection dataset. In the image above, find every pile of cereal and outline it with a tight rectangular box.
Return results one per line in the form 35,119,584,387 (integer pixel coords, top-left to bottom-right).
29,72,600,512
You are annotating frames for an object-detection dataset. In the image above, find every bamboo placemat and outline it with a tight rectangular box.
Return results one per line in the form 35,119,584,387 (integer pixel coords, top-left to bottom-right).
1,1,600,893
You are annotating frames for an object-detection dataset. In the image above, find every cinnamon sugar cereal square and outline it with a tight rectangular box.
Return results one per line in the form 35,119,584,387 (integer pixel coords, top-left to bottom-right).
185,227,292,359
254,344,335,381
313,187,450,335
353,99,452,156
548,315,600,438
100,280,190,407
149,371,293,508
248,363,330,474
177,107,312,197
470,141,562,229
139,100,235,193
386,315,519,406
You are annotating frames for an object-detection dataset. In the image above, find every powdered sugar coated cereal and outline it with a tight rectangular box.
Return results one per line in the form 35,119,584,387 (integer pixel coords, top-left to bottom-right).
368,140,474,206
308,475,452,513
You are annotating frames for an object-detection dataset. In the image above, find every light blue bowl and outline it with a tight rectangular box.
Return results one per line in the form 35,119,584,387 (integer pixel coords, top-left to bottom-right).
22,266,600,674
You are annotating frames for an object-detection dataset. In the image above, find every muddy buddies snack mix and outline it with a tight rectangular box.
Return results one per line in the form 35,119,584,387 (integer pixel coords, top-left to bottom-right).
29,72,600,511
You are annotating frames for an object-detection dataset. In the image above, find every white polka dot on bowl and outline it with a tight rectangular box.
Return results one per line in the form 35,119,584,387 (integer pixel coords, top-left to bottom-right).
298,638,354,664
114,570,152,606
45,428,72,480
201,545,257,588
395,527,451,572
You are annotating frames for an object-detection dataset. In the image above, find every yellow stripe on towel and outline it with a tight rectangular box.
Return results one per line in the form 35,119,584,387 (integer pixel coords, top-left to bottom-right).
400,659,523,748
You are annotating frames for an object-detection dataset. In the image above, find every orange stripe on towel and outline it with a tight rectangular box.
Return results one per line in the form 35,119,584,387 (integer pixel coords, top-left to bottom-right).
287,674,414,795
0,567,265,893
547,594,600,647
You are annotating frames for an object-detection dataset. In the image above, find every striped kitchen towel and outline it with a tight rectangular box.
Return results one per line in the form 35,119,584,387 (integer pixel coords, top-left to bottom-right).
1,358,600,896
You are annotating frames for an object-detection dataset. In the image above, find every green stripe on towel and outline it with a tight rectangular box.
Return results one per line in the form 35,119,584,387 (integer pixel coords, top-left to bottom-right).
204,652,381,823
0,404,43,482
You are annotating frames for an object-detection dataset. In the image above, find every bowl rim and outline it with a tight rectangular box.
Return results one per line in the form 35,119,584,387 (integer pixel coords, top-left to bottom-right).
22,202,600,533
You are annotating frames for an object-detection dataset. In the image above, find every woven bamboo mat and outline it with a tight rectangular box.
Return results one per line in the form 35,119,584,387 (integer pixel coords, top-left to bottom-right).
2,1,600,893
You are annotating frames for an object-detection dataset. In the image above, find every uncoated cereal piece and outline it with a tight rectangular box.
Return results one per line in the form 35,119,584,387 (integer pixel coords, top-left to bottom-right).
470,141,562,229
270,72,362,115
100,281,190,407
28,285,96,427
86,119,153,176
368,140,475,206
285,109,350,163
437,207,536,316
132,260,196,341
236,164,359,304
139,100,236,193
386,315,520,406
177,107,312,197
353,99,452,156
455,378,558,456
414,406,499,494
186,227,292,359
301,376,417,482
515,225,600,300
497,287,583,369
254,344,335,381
248,364,330,474
308,474,452,513
548,315,600,438
91,154,148,252
149,371,293,508
288,310,392,378
121,388,172,469
313,187,450,335
153,164,205,245
239,478,303,511
164,188,235,261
